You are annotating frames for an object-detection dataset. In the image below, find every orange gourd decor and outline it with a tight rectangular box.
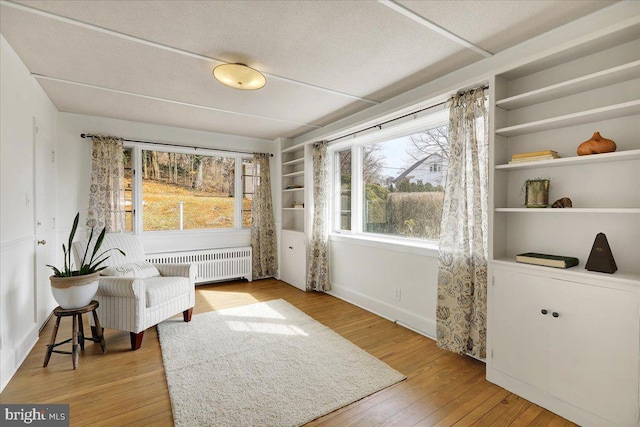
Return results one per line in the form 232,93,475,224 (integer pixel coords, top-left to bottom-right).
577,132,616,156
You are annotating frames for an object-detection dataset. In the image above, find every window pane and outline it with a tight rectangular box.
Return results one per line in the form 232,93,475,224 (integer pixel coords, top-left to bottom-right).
141,150,235,231
242,159,256,228
362,125,448,240
337,149,351,231
123,148,133,232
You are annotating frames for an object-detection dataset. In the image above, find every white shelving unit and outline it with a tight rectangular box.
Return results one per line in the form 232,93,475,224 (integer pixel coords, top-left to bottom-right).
487,24,640,427
495,208,640,214
495,148,640,170
281,144,306,233
280,143,309,290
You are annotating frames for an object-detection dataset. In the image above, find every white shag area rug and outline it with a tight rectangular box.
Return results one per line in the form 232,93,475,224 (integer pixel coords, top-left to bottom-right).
157,299,405,427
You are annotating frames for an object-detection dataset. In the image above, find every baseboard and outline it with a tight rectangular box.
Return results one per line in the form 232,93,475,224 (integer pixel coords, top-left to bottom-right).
486,367,619,427
327,283,436,340
0,324,38,392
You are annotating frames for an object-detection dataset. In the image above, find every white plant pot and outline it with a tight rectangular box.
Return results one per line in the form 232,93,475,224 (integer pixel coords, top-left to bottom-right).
50,272,100,309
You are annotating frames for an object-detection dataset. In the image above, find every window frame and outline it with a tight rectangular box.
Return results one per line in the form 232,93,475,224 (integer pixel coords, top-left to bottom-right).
125,142,252,235
328,108,449,252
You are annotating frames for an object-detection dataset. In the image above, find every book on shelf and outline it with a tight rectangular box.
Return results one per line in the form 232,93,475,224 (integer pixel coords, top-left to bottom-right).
285,184,303,190
512,150,558,159
515,252,579,269
508,154,560,164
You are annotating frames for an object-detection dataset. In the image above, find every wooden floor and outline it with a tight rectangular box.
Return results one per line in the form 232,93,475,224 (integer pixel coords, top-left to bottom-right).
1,279,574,426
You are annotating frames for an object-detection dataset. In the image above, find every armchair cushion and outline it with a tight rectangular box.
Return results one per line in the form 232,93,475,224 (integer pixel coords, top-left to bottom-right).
101,261,160,279
144,276,191,308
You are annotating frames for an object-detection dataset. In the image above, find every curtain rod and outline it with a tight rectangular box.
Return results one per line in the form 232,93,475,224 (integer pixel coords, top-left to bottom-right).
326,84,489,144
80,133,273,157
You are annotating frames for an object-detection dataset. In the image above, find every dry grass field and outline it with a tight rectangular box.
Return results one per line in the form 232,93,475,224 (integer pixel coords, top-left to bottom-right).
138,180,251,230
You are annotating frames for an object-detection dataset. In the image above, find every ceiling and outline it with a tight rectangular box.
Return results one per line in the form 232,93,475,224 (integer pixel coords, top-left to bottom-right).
0,0,616,141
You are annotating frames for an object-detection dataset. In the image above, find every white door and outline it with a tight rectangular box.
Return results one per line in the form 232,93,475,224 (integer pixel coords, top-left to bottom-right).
548,280,639,426
34,120,57,327
491,269,549,391
281,231,306,291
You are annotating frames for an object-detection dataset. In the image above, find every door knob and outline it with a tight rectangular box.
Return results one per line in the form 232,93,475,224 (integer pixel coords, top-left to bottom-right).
37,239,46,245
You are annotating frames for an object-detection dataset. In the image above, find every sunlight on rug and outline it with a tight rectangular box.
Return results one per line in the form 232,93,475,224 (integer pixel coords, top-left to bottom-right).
157,299,406,427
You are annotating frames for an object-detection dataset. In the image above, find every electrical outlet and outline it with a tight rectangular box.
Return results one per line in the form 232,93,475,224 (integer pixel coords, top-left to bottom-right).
394,288,401,301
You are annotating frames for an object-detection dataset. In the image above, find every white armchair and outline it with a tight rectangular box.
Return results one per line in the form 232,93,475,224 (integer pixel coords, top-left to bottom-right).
72,233,196,350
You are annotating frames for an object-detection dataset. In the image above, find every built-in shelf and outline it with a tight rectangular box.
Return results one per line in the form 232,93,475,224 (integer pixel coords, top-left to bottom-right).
492,258,640,287
496,61,640,110
282,144,305,154
281,228,305,233
495,149,640,170
495,208,640,213
283,171,305,178
488,23,640,426
283,187,304,192
282,157,304,166
495,100,640,137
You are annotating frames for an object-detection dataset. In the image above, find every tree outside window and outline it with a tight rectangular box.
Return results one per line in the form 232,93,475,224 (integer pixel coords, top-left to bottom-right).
359,123,449,240
136,150,236,231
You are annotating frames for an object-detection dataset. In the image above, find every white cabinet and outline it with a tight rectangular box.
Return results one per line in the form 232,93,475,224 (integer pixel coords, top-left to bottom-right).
490,267,639,426
487,23,640,426
280,230,306,291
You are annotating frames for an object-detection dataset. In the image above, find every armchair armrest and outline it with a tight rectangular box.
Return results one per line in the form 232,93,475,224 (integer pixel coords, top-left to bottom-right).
154,263,197,283
97,277,145,298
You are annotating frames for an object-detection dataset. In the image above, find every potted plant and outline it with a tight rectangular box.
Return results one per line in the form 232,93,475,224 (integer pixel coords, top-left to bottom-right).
47,213,125,309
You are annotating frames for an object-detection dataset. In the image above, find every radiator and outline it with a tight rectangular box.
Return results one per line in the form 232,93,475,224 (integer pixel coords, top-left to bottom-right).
146,246,252,284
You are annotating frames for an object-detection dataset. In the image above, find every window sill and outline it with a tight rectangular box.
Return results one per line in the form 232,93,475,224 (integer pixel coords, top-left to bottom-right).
329,233,439,258
137,228,250,237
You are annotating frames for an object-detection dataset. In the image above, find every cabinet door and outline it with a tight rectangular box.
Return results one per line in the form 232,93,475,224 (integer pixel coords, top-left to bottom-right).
281,232,306,291
548,281,639,426
491,269,550,391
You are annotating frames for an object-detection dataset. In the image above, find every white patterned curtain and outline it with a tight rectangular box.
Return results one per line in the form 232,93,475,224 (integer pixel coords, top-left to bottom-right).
87,135,125,232
306,141,330,291
251,153,278,279
436,87,489,359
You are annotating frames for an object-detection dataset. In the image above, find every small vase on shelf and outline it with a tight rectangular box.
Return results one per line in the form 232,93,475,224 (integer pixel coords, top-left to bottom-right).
577,132,616,156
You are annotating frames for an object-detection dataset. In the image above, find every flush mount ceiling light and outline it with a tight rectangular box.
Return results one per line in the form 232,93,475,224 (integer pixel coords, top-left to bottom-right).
213,63,266,90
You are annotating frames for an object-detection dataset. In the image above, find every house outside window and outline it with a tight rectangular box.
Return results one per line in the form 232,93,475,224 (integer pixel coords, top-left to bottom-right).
332,110,449,242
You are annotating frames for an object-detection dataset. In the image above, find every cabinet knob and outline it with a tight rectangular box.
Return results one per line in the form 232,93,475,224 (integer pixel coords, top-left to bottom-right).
552,312,559,318
541,309,548,315
288,246,293,249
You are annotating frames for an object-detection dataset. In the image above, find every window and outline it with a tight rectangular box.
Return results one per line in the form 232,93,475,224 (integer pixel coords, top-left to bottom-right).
123,148,133,232
336,149,351,231
333,113,449,242
123,146,252,233
140,150,236,231
241,158,256,228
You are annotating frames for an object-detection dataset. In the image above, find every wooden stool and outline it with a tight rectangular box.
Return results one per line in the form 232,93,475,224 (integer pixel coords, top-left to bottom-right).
43,300,106,369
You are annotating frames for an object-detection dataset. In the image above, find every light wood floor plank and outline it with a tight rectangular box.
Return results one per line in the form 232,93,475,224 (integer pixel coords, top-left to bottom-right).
0,279,575,426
